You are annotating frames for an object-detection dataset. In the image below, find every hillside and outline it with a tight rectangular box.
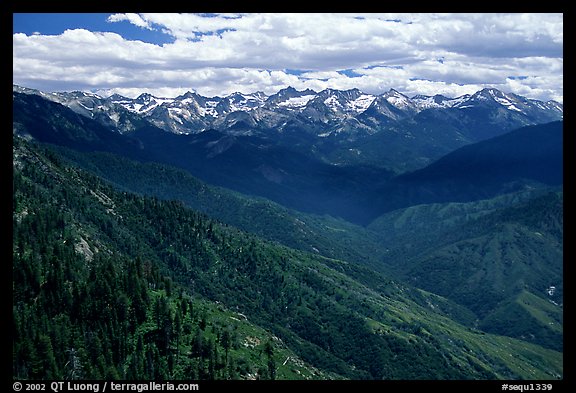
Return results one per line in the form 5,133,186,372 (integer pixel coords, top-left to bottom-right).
43,144,387,272
368,190,563,351
12,136,563,380
361,121,563,220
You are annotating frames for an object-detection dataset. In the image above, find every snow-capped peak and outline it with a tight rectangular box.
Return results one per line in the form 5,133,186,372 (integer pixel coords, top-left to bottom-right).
135,92,157,103
382,89,417,112
412,94,470,110
225,92,266,111
13,84,563,137
107,93,131,103
348,93,376,113
265,87,318,110
312,88,370,114
458,88,526,113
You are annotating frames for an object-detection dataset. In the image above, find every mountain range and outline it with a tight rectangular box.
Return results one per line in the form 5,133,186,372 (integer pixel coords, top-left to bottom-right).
12,84,564,381
13,85,562,138
13,85,563,173
12,85,563,225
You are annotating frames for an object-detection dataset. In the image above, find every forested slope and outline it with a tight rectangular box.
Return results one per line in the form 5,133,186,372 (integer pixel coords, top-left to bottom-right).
12,137,563,380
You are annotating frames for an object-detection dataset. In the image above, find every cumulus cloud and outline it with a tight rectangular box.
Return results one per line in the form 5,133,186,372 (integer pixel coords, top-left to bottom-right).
107,13,153,30
13,13,563,102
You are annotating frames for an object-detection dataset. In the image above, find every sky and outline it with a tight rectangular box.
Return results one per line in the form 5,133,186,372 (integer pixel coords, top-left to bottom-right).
12,13,563,103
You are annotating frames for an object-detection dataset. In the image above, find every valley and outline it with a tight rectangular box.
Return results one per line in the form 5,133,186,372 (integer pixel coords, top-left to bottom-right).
12,85,564,381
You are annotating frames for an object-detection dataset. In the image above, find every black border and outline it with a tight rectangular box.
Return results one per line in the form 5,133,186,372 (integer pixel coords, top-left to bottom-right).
7,4,573,392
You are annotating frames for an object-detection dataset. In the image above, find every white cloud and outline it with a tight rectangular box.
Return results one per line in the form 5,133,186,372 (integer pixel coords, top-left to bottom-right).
13,13,563,102
107,13,153,30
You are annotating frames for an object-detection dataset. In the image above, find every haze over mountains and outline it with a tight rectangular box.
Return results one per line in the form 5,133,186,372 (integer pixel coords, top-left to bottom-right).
13,85,563,224
12,84,564,381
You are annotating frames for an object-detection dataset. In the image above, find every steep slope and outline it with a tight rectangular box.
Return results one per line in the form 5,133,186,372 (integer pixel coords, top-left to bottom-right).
13,136,562,380
400,120,563,187
37,139,565,353
13,139,335,381
13,85,151,133
368,190,563,351
126,126,395,222
42,143,387,269
366,121,563,219
12,92,143,155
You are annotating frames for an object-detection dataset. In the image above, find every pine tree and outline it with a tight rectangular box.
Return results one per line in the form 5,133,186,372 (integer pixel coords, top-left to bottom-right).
264,340,276,380
32,334,59,379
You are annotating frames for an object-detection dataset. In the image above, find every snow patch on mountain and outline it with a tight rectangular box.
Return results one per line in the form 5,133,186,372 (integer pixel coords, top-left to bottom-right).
348,94,375,113
13,84,564,138
128,96,175,114
412,94,470,110
277,95,316,109
199,99,221,117
226,92,266,112
492,95,522,112
387,96,408,107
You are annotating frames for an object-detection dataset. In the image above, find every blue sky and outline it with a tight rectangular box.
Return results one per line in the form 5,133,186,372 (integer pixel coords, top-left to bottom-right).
13,13,174,45
12,13,563,102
